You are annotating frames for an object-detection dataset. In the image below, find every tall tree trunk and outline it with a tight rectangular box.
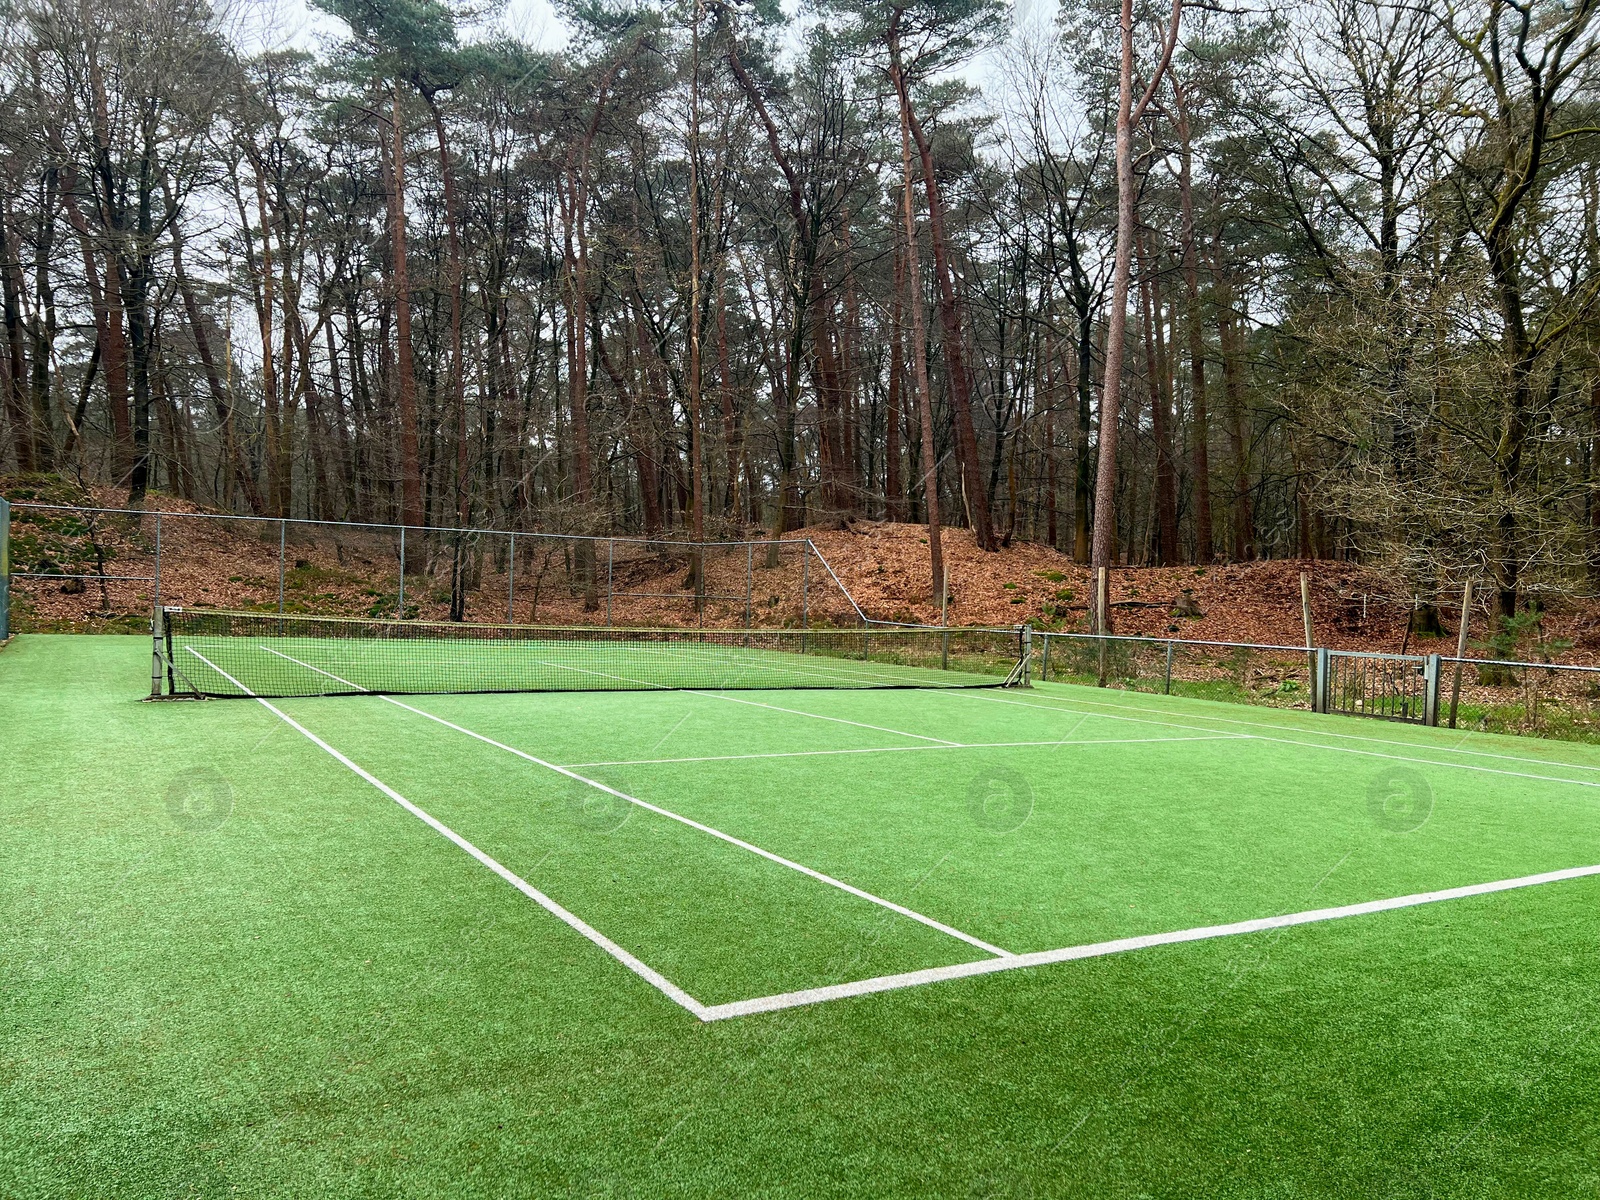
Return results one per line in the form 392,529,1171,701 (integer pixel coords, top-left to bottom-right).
1045,333,1059,550
1139,230,1178,564
886,234,906,522
1089,0,1181,596
686,4,707,604
1216,272,1254,560
897,66,944,610
0,205,33,473
389,88,426,558
123,133,157,509
889,25,995,551
29,168,58,472
172,210,263,515
1175,80,1213,563
1074,306,1093,563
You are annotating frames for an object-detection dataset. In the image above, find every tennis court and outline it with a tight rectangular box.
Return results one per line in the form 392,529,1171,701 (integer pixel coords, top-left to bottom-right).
141,613,1600,1018
8,626,1600,1196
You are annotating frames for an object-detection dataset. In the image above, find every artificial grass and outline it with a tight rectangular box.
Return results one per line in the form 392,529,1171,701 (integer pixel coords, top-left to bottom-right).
5,634,1600,1197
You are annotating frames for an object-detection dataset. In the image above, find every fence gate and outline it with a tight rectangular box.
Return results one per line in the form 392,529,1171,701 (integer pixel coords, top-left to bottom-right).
1315,649,1440,725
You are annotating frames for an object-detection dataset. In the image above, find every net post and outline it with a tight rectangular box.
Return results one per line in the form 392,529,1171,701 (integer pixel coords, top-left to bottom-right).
1021,625,1032,688
0,494,10,642
398,527,406,619
606,539,615,626
150,606,164,698
507,532,516,624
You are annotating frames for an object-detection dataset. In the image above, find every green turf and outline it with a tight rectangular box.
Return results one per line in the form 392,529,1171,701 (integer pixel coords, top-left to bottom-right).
6,634,1600,1197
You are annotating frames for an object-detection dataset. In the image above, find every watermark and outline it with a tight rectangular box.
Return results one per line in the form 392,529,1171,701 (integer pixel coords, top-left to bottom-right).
553,777,633,834
1367,766,1434,833
965,1170,1043,1200
164,767,234,833
967,766,1035,834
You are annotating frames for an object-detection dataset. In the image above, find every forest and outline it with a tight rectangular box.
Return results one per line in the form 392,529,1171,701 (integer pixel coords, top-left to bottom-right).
2,0,1599,627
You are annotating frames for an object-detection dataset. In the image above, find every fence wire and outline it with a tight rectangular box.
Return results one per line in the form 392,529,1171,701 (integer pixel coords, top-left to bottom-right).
1,503,865,633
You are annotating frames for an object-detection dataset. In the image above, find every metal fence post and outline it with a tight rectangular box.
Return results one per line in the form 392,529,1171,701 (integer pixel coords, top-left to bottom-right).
1164,640,1175,695
1314,647,1331,713
507,532,517,624
150,606,164,698
1039,631,1049,682
1424,653,1442,726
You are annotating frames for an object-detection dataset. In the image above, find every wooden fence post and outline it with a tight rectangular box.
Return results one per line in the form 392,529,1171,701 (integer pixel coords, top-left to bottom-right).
1301,571,1316,703
1449,580,1473,729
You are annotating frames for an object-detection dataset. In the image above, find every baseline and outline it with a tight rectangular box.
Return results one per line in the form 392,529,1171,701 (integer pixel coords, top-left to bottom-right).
702,861,1600,1020
562,734,1243,769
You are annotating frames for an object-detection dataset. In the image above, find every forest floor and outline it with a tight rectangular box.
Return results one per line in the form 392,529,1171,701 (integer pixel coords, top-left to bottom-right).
6,474,1600,664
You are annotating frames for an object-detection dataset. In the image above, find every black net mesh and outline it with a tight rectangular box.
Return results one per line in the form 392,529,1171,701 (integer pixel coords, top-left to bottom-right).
159,609,1025,699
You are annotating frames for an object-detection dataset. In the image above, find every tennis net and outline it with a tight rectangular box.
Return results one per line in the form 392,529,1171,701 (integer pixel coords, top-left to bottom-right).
154,609,1028,699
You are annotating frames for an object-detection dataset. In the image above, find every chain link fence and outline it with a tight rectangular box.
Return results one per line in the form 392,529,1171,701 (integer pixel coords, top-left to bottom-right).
1034,630,1600,744
0,502,864,633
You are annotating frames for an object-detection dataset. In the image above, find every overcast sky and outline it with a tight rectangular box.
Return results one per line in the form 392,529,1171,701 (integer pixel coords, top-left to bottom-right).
219,0,1058,73
216,0,1060,126
220,0,572,57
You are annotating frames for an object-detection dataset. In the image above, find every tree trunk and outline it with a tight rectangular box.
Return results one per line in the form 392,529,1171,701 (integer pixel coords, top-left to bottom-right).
1216,271,1254,560
898,78,944,610
1139,230,1178,564
172,213,264,515
891,40,995,551
886,235,906,522
1175,85,1213,563
389,88,426,558
0,205,33,473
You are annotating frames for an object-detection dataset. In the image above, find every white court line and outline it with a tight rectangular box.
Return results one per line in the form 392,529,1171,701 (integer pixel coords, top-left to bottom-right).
563,735,1245,769
686,690,962,744
259,647,1012,958
699,861,1600,1020
507,654,966,747
184,648,710,1020
184,648,1600,1023
1005,681,1600,775
537,652,960,748
954,690,1600,792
